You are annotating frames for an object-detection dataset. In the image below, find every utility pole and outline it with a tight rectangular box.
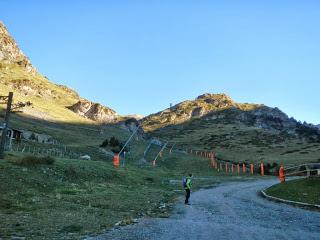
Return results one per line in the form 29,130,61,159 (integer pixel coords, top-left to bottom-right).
0,92,13,159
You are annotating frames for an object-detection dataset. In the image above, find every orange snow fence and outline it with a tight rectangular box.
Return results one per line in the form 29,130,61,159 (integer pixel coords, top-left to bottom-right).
242,163,246,173
279,165,285,182
211,157,216,168
113,154,119,168
260,162,264,176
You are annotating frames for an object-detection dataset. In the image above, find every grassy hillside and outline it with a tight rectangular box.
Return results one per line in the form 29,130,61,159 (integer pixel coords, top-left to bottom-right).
0,149,242,239
0,62,90,123
150,118,320,167
0,109,133,163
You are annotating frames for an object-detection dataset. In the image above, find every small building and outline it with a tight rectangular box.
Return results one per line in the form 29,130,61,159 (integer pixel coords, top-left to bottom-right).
0,125,23,149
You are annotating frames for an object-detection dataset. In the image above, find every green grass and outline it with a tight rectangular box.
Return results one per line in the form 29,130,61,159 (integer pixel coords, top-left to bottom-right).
265,177,320,205
14,155,55,166
0,150,243,239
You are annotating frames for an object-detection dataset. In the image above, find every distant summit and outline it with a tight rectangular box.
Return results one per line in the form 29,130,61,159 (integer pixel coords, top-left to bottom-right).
125,114,144,120
141,93,262,131
141,93,320,141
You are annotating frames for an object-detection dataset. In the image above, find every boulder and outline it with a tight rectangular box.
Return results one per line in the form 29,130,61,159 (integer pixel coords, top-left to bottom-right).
80,155,91,160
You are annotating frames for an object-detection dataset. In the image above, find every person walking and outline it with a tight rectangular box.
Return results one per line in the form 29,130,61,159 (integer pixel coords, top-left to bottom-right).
184,173,193,205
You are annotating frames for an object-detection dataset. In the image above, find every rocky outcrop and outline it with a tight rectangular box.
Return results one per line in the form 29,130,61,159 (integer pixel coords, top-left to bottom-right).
196,93,235,107
56,84,79,99
0,21,36,74
117,117,145,138
22,130,58,144
68,99,118,123
203,106,297,132
125,114,144,120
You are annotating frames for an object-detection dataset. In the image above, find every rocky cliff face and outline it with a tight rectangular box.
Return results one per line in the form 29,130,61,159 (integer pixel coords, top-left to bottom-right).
0,22,36,74
68,99,118,123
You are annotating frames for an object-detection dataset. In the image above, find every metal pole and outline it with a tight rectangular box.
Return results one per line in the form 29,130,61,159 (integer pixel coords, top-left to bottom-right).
169,143,175,154
0,92,13,159
122,151,126,167
143,140,153,158
117,125,140,167
154,141,168,163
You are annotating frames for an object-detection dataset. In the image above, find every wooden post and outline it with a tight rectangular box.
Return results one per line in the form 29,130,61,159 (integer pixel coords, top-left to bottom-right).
0,92,13,159
242,163,246,173
306,166,310,177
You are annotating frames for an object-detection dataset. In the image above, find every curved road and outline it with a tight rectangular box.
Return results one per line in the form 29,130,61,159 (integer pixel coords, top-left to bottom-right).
88,179,320,240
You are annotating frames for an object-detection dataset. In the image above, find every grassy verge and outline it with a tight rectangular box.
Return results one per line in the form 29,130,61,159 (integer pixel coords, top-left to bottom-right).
265,177,320,205
0,151,247,239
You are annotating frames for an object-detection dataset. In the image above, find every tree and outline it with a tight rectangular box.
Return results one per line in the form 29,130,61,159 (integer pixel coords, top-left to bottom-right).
109,136,120,147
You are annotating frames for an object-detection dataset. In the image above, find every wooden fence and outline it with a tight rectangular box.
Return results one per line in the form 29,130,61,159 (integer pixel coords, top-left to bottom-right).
8,141,81,159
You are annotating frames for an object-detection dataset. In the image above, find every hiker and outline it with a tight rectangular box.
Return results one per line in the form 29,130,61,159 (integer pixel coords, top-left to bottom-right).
184,173,193,205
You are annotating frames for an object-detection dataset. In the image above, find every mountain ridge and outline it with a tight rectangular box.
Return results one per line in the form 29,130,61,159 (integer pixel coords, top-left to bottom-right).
1,21,318,139
0,21,119,125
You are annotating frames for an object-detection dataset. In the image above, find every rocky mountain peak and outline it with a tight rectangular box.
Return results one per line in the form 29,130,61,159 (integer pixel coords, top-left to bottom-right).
0,21,36,74
196,93,233,102
141,93,260,131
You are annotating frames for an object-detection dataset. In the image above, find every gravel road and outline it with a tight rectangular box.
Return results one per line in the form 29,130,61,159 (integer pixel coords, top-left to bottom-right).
87,178,320,240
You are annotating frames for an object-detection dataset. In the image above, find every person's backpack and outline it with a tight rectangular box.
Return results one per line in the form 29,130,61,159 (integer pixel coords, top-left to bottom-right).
182,178,187,188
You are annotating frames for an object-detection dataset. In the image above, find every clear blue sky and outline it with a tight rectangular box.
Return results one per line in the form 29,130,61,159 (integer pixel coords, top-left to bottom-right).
1,0,319,124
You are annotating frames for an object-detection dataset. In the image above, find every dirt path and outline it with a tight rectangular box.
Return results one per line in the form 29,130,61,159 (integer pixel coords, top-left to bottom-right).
87,179,320,240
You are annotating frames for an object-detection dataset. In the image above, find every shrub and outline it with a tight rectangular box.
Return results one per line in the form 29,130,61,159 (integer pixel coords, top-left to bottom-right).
64,166,78,179
30,133,38,141
99,138,109,147
16,156,55,166
109,136,120,147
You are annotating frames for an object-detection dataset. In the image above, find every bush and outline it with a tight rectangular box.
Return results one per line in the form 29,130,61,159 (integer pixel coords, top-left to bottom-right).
99,138,109,147
100,136,121,148
63,166,78,179
109,136,120,147
16,156,55,166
